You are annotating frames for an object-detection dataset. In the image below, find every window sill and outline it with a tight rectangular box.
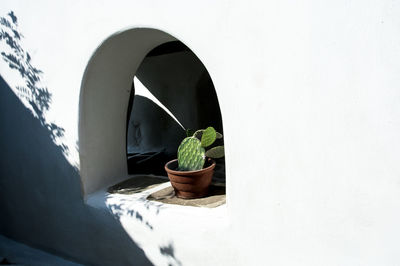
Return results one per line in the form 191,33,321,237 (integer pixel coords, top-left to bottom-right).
86,175,228,264
86,175,227,239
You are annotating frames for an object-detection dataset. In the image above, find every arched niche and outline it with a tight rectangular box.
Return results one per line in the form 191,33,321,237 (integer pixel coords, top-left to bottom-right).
79,28,224,196
126,41,224,180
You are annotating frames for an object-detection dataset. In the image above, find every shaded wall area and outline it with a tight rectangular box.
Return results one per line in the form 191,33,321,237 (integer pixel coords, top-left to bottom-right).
78,28,177,195
0,76,152,266
127,42,225,180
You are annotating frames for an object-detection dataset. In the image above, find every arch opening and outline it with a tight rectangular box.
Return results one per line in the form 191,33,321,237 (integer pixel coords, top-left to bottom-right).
126,41,225,183
79,28,225,196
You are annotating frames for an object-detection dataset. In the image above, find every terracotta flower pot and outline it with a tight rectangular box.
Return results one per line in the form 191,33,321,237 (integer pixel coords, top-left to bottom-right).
165,159,215,199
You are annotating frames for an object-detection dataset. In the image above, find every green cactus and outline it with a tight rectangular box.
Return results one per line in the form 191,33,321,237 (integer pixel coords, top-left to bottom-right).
177,137,205,171
205,146,225,159
192,128,223,140
201,127,217,147
177,126,225,171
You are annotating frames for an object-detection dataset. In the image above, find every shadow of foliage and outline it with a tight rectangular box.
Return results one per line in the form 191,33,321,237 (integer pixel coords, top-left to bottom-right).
160,243,182,266
0,11,67,154
0,75,153,265
107,200,154,230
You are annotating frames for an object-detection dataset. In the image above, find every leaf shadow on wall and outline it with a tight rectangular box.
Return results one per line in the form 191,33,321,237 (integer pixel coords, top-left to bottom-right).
0,74,153,265
0,11,67,154
0,11,153,265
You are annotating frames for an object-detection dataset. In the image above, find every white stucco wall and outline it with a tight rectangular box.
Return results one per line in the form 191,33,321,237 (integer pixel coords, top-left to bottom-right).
1,0,400,265
79,28,178,194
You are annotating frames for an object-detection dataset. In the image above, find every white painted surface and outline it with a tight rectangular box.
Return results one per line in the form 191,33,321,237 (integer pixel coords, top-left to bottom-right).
87,181,228,266
1,0,400,265
79,28,176,194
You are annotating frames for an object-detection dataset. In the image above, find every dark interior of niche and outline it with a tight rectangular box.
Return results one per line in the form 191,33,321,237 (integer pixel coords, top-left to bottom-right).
126,41,225,184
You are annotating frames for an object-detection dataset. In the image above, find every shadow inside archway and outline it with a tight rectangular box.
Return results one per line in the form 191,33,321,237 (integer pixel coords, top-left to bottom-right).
127,42,226,183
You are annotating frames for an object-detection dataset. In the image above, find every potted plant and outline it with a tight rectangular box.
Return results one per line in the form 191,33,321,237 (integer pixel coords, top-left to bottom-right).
165,126,225,199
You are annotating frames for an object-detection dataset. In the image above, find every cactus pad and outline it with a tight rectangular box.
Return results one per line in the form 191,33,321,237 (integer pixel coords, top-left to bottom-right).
205,146,225,159
178,137,205,171
201,127,217,147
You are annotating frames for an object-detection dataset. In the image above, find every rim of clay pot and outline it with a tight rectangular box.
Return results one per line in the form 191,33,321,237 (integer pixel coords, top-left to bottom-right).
165,158,216,174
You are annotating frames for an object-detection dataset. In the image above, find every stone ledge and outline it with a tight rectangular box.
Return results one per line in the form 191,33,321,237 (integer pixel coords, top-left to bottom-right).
108,175,226,208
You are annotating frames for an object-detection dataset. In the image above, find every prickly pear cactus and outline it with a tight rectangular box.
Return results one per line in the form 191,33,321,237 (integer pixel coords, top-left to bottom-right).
177,137,205,171
200,127,217,148
205,146,225,159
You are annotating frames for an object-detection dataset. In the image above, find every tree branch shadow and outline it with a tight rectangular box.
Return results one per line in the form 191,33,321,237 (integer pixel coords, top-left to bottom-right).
160,242,182,266
0,11,67,155
0,11,153,265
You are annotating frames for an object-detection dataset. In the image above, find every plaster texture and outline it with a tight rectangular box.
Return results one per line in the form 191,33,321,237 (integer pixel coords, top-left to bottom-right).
1,1,400,265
